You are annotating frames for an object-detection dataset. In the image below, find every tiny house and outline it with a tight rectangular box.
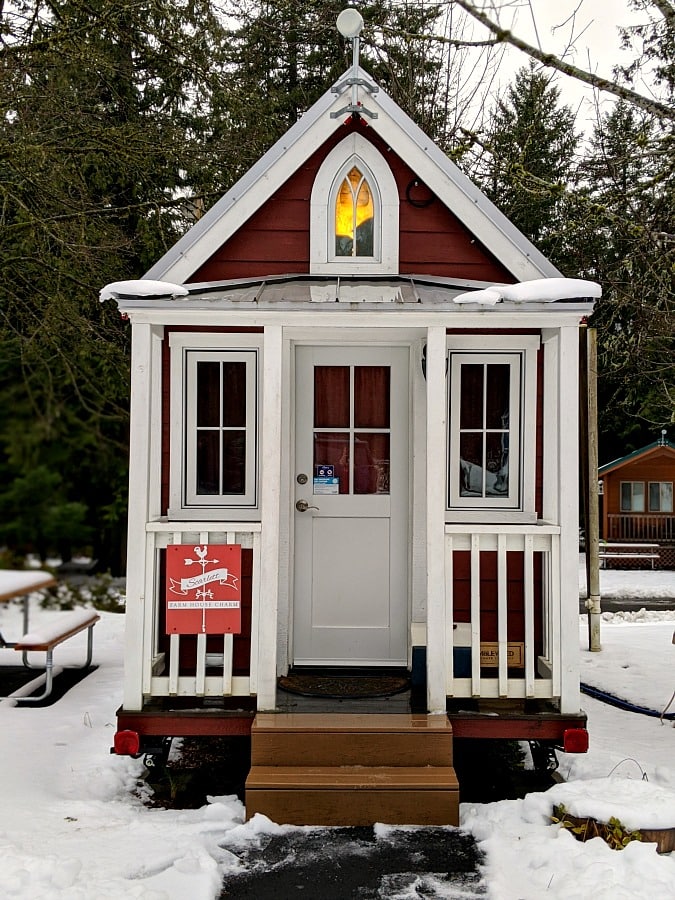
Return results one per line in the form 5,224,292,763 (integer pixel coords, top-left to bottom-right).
104,41,596,824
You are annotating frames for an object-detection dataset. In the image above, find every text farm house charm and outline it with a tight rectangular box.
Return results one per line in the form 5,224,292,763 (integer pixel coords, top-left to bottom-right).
166,544,242,634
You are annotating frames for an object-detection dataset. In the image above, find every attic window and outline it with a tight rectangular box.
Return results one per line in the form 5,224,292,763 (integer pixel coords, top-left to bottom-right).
335,167,374,257
310,132,398,275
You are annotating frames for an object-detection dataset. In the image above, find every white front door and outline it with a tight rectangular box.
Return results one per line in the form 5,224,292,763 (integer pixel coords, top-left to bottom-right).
293,346,409,666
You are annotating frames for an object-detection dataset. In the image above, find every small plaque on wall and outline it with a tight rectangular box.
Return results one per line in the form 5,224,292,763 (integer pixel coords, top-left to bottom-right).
479,642,524,668
166,544,241,635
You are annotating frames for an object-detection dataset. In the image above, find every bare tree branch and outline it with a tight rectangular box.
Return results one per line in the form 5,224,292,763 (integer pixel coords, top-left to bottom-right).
452,0,675,121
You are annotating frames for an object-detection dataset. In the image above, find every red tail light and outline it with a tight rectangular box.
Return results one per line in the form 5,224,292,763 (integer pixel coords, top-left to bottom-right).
563,728,589,754
113,729,141,756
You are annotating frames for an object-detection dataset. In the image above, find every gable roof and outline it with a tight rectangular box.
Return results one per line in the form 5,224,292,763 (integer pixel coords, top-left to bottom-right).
599,439,675,476
145,65,561,285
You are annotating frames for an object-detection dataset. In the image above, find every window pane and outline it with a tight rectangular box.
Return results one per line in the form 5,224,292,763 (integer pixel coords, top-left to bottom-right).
620,483,631,511
222,431,246,494
196,431,220,494
314,431,349,494
355,366,390,428
314,366,349,427
485,432,509,496
485,364,510,429
355,180,374,256
197,362,220,427
335,167,374,258
633,482,645,511
459,365,483,430
221,361,247,427
662,483,673,513
460,433,483,496
355,433,390,494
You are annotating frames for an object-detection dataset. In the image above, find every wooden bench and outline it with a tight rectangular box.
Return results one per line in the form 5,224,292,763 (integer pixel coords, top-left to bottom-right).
1,610,100,703
598,543,660,569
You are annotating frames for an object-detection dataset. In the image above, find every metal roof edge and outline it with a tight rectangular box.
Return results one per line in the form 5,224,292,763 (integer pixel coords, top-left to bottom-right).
598,440,675,475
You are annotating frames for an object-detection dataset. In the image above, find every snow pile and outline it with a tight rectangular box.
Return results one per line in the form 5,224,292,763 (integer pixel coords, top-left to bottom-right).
453,277,602,305
0,569,673,899
99,280,189,302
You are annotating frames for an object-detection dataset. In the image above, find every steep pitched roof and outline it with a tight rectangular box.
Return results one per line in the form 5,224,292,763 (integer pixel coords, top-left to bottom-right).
599,439,675,476
146,65,561,285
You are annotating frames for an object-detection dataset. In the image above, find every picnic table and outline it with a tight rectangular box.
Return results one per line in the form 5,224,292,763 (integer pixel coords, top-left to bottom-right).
0,569,98,703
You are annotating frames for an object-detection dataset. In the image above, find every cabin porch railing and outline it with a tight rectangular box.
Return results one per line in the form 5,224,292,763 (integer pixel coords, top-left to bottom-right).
444,525,561,701
142,521,261,700
606,513,674,541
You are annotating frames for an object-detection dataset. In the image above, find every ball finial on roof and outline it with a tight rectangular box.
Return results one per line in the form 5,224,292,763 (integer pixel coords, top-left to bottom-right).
337,8,364,39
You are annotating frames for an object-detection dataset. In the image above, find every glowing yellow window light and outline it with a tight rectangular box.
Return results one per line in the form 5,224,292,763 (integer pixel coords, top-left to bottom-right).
335,167,374,257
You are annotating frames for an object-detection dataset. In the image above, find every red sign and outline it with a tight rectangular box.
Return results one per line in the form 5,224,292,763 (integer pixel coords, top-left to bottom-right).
166,544,242,635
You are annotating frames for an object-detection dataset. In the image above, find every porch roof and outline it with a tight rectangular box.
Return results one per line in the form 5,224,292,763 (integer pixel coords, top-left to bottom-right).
107,273,597,314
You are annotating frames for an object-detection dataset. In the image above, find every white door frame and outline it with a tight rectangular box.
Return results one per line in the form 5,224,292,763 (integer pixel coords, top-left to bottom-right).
290,343,411,667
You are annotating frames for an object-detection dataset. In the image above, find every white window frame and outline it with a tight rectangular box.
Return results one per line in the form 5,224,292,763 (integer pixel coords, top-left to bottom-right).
310,132,399,275
168,333,261,520
446,335,540,523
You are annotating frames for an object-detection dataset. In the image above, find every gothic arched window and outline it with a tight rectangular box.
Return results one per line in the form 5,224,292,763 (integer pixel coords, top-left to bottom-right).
335,166,374,257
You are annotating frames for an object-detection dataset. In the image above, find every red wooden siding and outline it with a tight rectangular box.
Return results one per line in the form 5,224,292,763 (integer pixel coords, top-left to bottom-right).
452,550,544,660
189,118,513,284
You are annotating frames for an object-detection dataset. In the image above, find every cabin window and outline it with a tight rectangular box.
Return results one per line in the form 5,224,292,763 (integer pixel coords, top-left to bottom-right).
620,481,645,512
169,334,260,517
648,482,673,512
446,336,539,520
310,132,399,274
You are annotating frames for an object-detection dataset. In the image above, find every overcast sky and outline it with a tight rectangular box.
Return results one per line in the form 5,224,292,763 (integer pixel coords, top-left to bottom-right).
475,0,649,127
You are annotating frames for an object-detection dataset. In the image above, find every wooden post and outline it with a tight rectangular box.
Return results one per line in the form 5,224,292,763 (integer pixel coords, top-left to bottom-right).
586,328,601,651
580,326,601,651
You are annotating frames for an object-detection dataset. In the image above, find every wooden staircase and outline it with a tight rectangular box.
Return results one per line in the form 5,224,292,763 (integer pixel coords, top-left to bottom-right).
245,713,459,826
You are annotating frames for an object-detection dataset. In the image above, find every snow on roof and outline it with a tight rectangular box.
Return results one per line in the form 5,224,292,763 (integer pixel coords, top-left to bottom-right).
99,280,189,302
453,277,602,305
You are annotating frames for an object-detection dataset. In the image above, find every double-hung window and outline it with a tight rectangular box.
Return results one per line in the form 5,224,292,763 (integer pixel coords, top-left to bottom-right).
169,334,260,518
447,335,539,520
648,482,673,512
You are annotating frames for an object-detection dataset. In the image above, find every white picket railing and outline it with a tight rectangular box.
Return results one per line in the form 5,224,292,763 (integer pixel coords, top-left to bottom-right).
444,525,561,700
142,522,262,699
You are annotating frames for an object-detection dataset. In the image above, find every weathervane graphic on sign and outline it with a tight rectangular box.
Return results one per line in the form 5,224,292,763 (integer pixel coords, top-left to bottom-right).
166,544,242,635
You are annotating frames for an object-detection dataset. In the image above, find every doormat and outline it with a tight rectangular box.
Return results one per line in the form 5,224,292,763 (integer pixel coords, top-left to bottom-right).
278,673,410,699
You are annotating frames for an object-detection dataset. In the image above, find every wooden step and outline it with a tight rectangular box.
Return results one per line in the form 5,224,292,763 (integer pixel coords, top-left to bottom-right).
245,713,459,826
251,712,453,767
246,765,459,826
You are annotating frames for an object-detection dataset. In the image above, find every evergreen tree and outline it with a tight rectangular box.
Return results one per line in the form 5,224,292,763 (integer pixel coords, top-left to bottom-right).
0,0,231,569
478,64,579,269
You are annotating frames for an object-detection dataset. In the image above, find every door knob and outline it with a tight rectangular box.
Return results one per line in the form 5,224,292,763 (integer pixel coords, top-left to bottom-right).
296,499,320,512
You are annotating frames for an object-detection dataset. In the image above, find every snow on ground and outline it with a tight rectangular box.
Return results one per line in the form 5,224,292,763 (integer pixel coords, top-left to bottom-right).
0,567,673,899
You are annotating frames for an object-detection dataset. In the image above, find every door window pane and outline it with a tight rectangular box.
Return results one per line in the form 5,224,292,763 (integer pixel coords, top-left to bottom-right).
196,432,219,494
314,432,349,494
314,366,349,427
485,364,510,429
355,366,390,428
222,431,246,494
354,433,390,494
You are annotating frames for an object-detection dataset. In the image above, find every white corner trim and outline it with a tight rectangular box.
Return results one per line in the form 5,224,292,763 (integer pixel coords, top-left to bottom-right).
312,133,399,275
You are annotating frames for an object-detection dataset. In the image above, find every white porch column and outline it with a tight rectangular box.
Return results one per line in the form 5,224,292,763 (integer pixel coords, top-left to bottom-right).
425,326,448,712
257,326,283,709
558,325,581,714
123,323,162,711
